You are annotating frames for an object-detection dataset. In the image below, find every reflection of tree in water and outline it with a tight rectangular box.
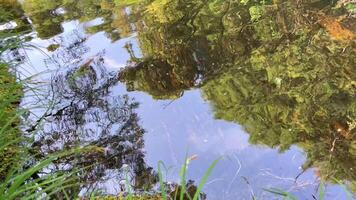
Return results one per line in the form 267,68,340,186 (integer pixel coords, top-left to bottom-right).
118,0,256,99
32,54,205,198
42,30,89,67
118,0,356,192
118,58,198,100
31,56,158,195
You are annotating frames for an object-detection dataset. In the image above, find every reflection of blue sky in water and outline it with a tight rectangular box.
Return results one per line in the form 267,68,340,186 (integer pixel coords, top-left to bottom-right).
17,16,350,200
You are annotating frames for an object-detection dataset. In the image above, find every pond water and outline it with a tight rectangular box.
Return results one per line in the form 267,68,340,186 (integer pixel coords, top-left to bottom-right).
1,0,356,199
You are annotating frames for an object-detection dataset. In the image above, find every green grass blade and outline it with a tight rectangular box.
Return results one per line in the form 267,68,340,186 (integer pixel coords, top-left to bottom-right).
7,156,57,196
158,161,167,200
9,175,67,197
193,158,220,200
62,188,70,200
125,170,133,200
318,181,325,200
34,183,80,200
263,188,298,200
179,154,188,200
6,149,80,197
12,175,75,200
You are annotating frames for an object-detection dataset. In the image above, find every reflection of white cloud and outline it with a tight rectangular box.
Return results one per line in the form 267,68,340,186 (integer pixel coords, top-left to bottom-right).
188,125,250,154
222,128,249,152
83,17,105,28
62,20,83,33
0,21,17,31
54,7,66,15
104,57,126,69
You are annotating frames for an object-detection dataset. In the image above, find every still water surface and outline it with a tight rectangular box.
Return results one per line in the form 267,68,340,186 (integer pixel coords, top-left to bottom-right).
2,0,356,199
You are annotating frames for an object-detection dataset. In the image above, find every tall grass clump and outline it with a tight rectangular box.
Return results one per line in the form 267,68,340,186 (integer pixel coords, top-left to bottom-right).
156,157,220,200
0,28,86,199
0,26,27,181
0,61,23,180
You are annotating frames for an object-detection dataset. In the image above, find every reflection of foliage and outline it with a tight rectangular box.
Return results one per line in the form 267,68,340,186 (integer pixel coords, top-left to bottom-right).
22,0,134,40
46,43,60,52
119,0,255,99
118,0,356,191
336,0,356,16
202,2,356,187
31,55,204,197
46,31,88,65
22,0,65,39
31,56,158,196
119,58,197,100
0,0,31,34
203,37,356,182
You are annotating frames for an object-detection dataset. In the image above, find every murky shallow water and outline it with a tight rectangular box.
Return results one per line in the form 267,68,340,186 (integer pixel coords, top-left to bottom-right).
2,0,356,199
